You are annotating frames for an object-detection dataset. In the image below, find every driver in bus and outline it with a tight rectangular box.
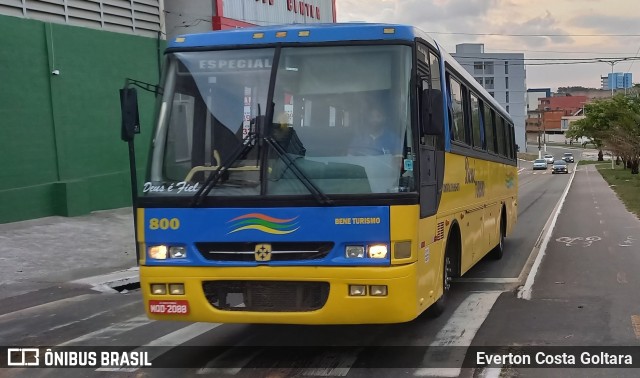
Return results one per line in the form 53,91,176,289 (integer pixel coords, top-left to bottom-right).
348,108,402,156
271,111,306,156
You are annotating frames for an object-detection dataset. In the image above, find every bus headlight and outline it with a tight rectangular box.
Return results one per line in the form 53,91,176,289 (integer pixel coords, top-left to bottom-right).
151,284,166,295
349,285,367,296
345,245,365,258
369,285,388,296
368,244,388,259
169,283,185,295
148,245,168,260
169,246,187,258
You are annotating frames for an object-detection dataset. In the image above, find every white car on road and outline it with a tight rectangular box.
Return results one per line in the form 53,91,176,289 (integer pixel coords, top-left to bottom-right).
544,154,554,164
533,159,547,170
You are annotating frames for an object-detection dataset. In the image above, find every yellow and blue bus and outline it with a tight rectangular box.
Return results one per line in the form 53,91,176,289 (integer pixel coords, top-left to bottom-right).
126,23,517,324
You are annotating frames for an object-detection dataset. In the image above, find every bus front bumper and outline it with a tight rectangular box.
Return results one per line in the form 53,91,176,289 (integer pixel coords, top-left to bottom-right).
140,264,420,324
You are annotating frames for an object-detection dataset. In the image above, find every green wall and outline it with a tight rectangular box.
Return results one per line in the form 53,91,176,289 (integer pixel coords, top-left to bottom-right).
0,15,161,223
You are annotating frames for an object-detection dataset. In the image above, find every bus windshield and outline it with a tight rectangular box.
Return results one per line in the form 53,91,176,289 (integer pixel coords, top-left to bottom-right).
145,45,415,199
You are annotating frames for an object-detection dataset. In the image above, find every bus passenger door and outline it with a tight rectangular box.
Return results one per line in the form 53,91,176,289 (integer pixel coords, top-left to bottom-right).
416,45,444,219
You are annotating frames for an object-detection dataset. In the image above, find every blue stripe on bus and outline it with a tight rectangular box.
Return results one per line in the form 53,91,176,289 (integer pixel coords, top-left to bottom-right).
143,206,391,267
169,23,417,48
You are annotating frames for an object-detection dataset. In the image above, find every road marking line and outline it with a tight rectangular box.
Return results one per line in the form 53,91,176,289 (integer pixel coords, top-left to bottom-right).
197,348,263,376
198,339,363,376
59,315,152,346
518,165,577,300
453,278,519,284
0,294,95,320
97,322,222,372
414,291,501,377
300,350,359,376
633,315,640,339
479,367,502,378
49,310,111,332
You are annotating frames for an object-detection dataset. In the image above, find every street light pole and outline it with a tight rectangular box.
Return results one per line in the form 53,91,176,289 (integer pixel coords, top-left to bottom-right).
610,61,614,97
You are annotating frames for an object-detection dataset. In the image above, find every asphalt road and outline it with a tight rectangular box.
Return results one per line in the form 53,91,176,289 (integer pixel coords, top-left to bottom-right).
2,145,638,377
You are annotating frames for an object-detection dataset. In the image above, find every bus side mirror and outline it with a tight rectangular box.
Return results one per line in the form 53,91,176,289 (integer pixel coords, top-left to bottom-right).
421,88,444,136
120,87,140,142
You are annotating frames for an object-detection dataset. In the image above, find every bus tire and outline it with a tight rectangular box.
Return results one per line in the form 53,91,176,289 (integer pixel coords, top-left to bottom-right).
424,235,455,318
489,212,506,260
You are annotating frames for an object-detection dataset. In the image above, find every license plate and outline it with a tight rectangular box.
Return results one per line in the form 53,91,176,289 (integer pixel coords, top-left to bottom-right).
149,300,189,315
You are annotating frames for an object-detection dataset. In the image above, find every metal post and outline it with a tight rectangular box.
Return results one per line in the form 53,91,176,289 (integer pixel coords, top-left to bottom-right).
127,139,140,264
611,62,615,97
538,125,542,158
612,151,614,170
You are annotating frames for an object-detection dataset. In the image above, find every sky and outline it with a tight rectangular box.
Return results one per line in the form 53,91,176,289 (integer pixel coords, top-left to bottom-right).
334,0,640,91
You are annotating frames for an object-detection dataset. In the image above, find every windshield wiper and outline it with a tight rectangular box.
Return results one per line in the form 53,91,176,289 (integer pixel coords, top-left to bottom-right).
191,131,257,206
264,136,333,205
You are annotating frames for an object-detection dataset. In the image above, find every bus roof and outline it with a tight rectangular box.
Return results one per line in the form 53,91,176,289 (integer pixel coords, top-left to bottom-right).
168,23,436,49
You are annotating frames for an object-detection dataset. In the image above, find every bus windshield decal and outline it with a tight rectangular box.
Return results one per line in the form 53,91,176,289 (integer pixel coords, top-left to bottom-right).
196,58,272,72
143,181,200,194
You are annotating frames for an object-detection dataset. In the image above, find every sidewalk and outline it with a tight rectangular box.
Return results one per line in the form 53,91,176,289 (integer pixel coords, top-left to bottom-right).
0,207,137,300
476,164,640,375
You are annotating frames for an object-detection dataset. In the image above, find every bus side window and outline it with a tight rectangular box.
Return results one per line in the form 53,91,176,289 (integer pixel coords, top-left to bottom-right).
447,75,466,144
418,46,444,146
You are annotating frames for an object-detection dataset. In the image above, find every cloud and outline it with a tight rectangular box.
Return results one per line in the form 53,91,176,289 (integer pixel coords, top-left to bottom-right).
395,0,498,25
334,0,639,89
337,1,573,48
493,11,574,47
337,0,498,27
571,14,640,35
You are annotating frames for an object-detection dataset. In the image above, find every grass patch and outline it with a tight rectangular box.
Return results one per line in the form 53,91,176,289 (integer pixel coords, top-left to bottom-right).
577,160,610,166
544,142,597,149
517,152,539,161
597,164,640,218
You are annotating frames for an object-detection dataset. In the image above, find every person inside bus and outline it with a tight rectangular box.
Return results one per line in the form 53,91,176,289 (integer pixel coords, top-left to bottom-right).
348,108,402,156
271,111,306,156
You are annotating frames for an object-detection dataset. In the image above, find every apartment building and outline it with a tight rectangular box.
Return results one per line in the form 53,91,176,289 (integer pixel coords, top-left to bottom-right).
452,43,527,152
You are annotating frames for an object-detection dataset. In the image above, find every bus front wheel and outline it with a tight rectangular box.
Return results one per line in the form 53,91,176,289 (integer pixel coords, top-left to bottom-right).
424,237,454,318
489,215,506,260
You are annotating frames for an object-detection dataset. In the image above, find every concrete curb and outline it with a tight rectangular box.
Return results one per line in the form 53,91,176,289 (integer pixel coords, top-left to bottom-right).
71,267,139,293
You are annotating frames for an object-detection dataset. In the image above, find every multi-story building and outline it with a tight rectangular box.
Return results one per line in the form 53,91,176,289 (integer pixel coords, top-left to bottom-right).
525,88,551,145
525,95,588,145
602,72,633,90
451,43,527,152
0,0,336,223
165,0,336,40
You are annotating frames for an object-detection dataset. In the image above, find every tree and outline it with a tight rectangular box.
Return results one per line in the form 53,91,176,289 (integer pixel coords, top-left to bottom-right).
566,94,640,173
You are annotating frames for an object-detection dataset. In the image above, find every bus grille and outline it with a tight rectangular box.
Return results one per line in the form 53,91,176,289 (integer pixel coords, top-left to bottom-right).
202,281,330,312
195,242,334,262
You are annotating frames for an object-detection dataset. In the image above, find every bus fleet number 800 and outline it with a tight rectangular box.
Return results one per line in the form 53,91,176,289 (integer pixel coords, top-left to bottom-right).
148,218,180,230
